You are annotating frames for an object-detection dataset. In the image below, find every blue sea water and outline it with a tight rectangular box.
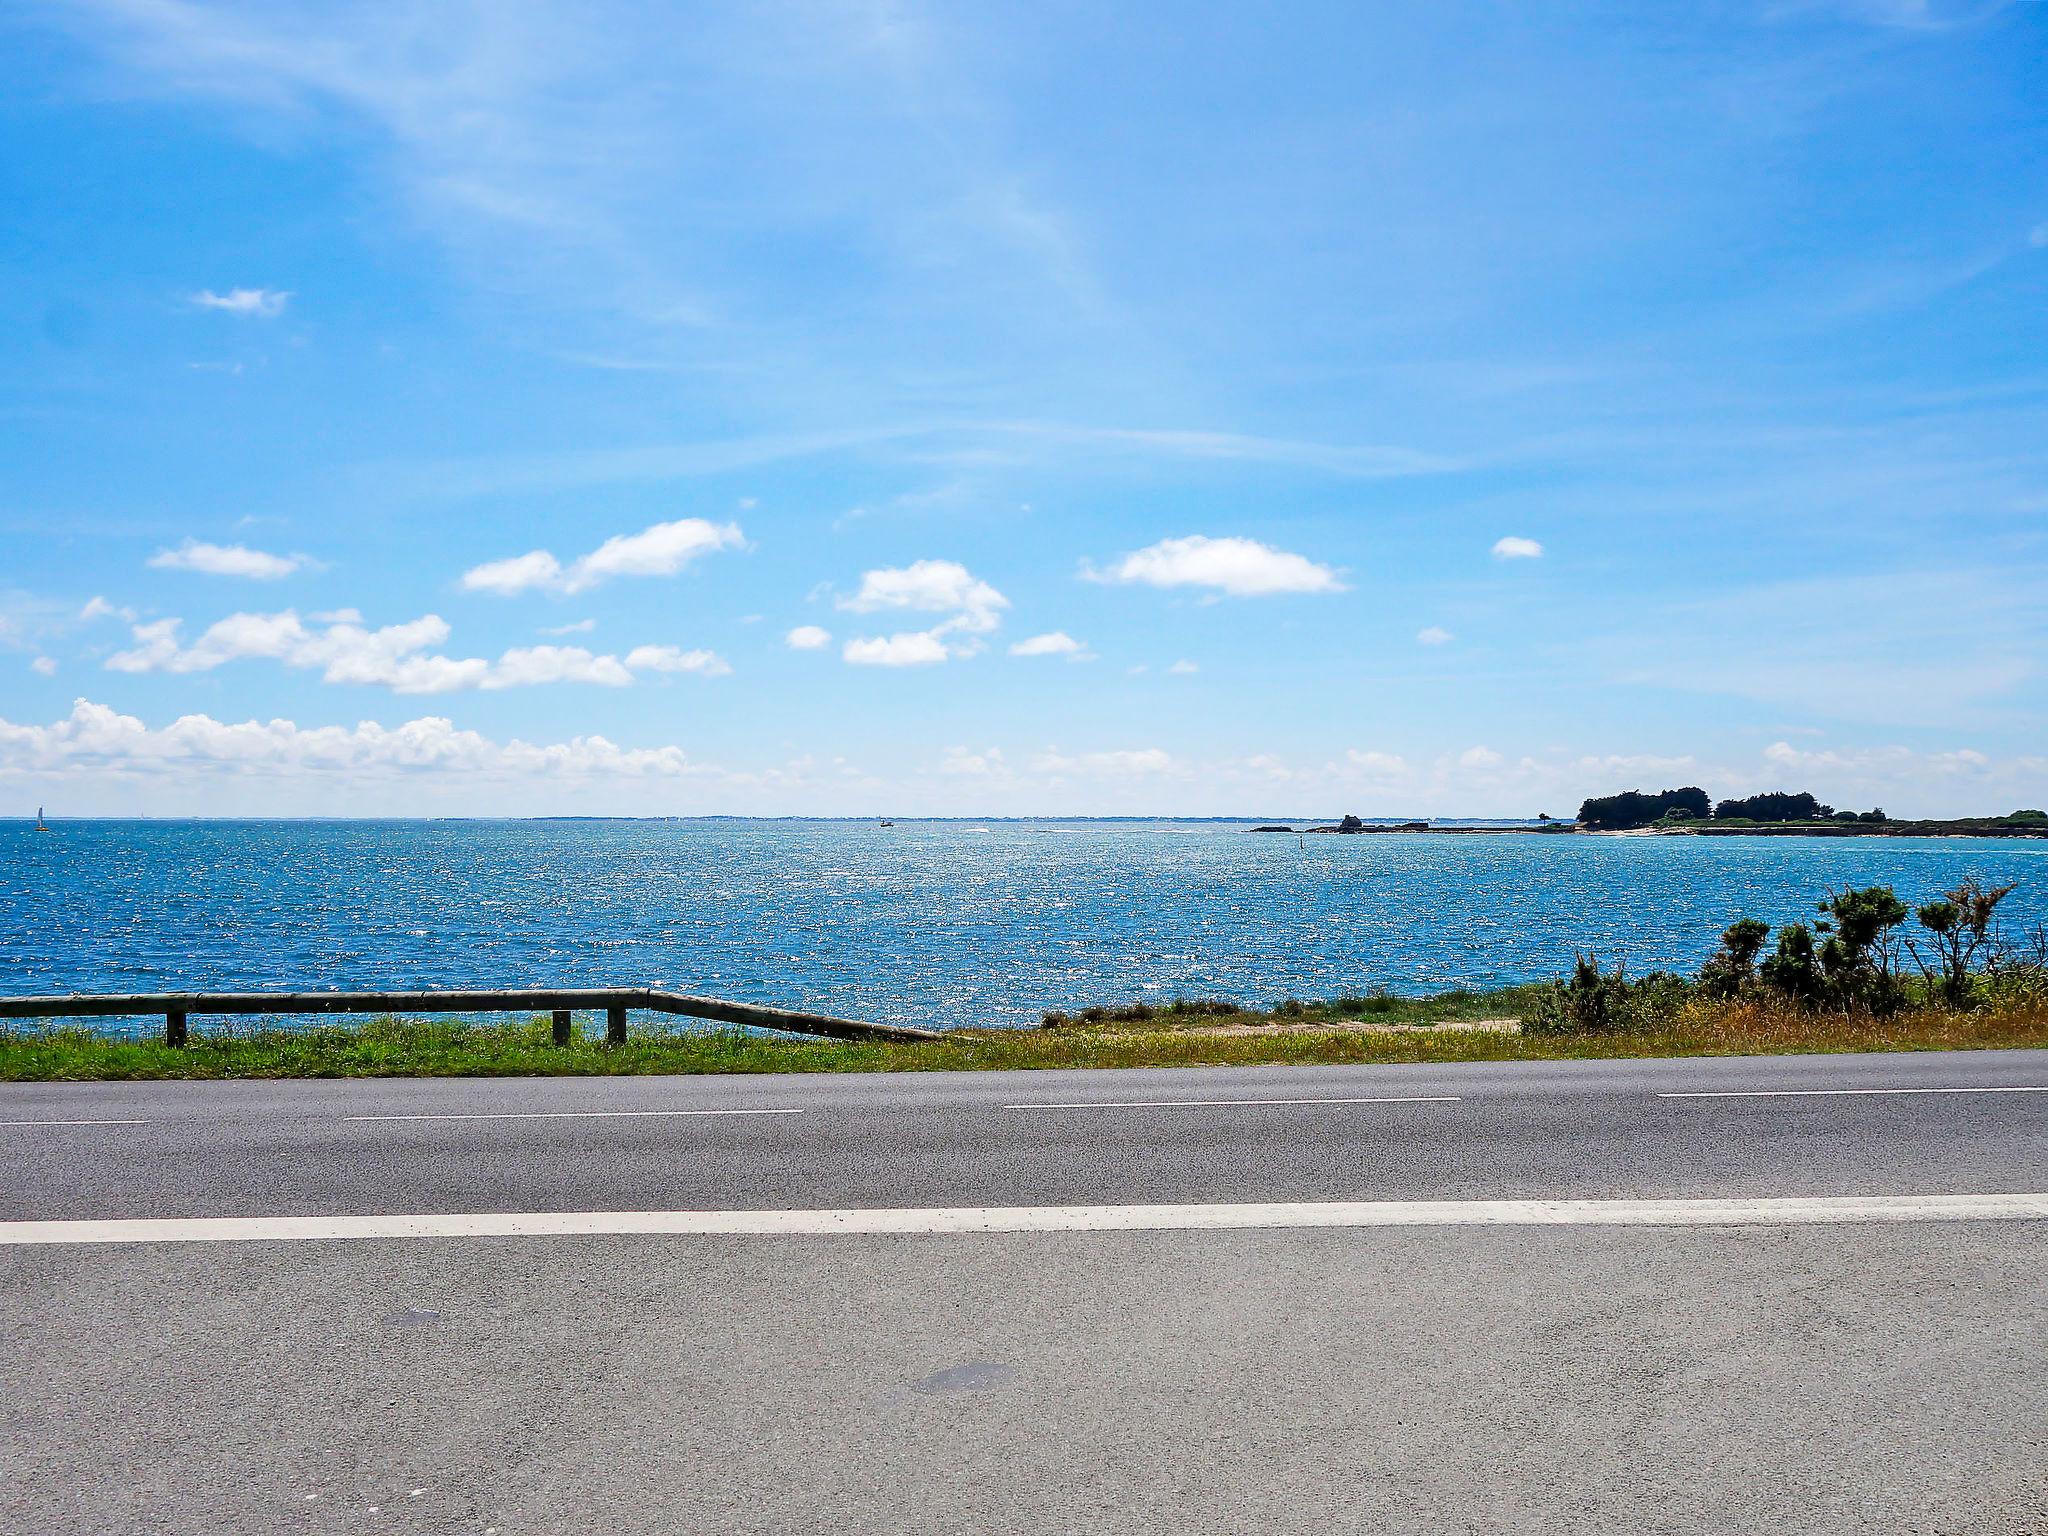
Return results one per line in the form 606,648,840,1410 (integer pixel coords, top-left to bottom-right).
4,819,2046,1032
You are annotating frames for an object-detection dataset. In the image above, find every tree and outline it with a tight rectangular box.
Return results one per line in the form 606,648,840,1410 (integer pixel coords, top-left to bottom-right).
1699,918,1771,998
1713,791,1832,823
1577,786,1712,829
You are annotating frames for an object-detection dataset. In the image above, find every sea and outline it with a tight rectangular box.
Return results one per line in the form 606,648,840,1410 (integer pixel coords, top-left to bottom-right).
5,818,2046,1033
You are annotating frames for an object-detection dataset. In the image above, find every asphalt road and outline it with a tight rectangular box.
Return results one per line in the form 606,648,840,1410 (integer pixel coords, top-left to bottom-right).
4,1051,2046,1533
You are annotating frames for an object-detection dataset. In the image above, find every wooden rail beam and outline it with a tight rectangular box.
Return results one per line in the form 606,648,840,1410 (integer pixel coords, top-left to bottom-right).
0,988,941,1044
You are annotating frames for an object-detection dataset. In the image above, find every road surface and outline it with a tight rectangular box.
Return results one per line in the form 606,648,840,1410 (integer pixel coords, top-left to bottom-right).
4,1050,2045,1533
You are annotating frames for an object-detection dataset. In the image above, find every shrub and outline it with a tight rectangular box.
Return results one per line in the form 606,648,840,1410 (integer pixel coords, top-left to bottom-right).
1911,878,2017,1007
1523,956,1691,1035
1699,918,1771,999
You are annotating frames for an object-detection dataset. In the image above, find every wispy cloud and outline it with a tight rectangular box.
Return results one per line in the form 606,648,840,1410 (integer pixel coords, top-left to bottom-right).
189,287,288,317
148,540,310,579
1009,631,1090,660
461,518,745,596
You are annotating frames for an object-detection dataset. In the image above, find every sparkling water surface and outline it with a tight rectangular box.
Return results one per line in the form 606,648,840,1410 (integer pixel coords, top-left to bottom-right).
4,820,2045,1032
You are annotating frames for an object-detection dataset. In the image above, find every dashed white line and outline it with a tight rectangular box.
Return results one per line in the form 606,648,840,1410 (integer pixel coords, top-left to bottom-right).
4,1193,2044,1245
1660,1086,2048,1100
1002,1095,1461,1110
0,1118,150,1127
342,1108,805,1122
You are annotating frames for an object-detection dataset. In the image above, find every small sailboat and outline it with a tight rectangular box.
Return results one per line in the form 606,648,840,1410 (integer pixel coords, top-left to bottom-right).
33,806,52,832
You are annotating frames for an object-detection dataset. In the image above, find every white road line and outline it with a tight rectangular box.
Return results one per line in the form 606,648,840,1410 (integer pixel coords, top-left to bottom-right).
5,1193,2045,1246
0,1119,149,1128
1660,1086,2048,1100
1003,1095,1461,1110
342,1108,804,1122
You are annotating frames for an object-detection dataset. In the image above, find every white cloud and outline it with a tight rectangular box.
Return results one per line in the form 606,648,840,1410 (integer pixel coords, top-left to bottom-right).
1009,631,1087,659
100,609,719,693
461,518,745,596
843,631,950,667
483,645,632,689
0,698,718,781
1345,749,1409,776
1032,746,1180,777
1085,535,1344,597
1491,536,1544,560
840,560,1008,633
541,618,597,636
937,745,1008,776
79,596,135,623
1458,745,1505,769
31,656,57,676
462,550,563,596
1167,658,1199,675
623,644,731,677
190,287,288,318
1416,626,1453,646
839,559,1007,663
785,625,832,651
147,540,308,579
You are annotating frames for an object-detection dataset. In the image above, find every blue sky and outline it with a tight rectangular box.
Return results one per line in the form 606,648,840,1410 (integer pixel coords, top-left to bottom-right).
2,0,2044,815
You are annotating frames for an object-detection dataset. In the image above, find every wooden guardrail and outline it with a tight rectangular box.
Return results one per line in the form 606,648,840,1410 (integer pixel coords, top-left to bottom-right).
0,988,941,1047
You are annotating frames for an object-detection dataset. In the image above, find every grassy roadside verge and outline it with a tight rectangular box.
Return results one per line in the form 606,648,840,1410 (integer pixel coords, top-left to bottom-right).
3,990,2045,1081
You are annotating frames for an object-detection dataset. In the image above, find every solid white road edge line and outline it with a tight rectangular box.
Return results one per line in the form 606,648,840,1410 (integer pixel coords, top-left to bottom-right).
342,1109,805,1121
1003,1095,1462,1109
1660,1086,2048,1099
6,1193,2046,1246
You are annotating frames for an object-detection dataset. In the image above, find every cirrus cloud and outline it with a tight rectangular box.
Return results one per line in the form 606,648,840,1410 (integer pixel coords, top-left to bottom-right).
148,541,310,580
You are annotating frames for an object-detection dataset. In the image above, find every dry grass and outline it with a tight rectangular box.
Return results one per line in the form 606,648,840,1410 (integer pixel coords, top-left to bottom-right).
2,994,2043,1081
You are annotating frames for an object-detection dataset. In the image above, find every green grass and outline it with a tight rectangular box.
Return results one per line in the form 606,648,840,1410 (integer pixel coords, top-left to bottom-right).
4,987,2045,1081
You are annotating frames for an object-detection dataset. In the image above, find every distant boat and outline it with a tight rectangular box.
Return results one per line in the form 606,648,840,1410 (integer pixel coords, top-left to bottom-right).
879,820,895,828
33,806,51,832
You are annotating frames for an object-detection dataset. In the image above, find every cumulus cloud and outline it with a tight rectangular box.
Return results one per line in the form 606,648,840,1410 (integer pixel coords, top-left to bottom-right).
0,698,716,781
101,609,723,693
1416,626,1453,645
79,596,136,623
843,631,950,667
1085,535,1344,597
785,625,832,651
839,559,1008,664
1168,658,1199,675
461,517,745,596
840,560,1008,632
1491,536,1544,560
190,287,288,318
147,540,309,579
1009,631,1088,659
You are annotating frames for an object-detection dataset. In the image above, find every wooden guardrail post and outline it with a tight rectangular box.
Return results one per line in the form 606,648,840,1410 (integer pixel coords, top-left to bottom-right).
551,1009,572,1046
606,1004,627,1045
164,1009,187,1048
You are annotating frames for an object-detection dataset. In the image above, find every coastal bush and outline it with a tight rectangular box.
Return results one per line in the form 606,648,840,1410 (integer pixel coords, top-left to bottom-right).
1698,918,1771,999
1522,957,1691,1036
1910,878,2017,1007
1040,997,1243,1028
